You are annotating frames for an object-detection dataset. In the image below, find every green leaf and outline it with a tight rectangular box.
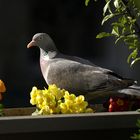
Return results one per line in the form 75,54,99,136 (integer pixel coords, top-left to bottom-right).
122,26,129,34
136,119,140,128
112,26,119,36
101,14,114,25
127,49,138,64
0,104,4,116
115,36,124,44
131,57,140,66
96,32,112,38
85,0,90,6
119,16,128,25
103,0,111,16
32,108,41,116
0,104,3,109
125,35,138,42
137,109,140,112
114,0,119,8
112,22,124,28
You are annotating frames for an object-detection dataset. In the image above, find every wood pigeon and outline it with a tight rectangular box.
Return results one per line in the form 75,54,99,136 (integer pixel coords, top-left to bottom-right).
27,33,140,103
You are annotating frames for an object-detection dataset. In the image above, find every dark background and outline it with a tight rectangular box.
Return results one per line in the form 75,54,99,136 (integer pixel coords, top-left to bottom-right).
0,0,140,107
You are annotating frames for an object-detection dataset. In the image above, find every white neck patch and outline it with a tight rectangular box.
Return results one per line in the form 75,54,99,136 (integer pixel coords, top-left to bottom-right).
40,48,50,60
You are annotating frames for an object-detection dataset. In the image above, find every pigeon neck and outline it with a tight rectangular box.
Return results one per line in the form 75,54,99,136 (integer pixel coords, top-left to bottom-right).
48,51,58,59
40,48,58,60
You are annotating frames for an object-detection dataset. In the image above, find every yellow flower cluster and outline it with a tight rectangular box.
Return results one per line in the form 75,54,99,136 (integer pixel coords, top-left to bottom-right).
30,84,94,115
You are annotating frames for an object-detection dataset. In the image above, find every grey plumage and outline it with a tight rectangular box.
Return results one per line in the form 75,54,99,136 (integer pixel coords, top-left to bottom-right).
27,33,140,103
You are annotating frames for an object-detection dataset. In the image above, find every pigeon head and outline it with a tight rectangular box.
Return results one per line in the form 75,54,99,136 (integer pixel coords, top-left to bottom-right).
27,33,58,53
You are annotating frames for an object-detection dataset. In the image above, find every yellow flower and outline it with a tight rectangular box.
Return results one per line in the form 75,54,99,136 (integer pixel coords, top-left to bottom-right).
48,84,65,100
75,95,85,103
30,84,94,115
59,103,68,114
30,98,36,105
85,108,95,113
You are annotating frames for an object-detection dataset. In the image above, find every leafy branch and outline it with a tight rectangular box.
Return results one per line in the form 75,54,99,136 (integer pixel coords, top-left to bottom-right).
86,0,140,66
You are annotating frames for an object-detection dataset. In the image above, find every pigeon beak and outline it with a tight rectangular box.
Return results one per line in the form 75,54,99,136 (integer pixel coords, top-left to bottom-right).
27,40,36,48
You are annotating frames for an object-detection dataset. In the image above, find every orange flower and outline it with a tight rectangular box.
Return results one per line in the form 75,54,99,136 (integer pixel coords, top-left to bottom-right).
0,80,6,93
0,80,6,101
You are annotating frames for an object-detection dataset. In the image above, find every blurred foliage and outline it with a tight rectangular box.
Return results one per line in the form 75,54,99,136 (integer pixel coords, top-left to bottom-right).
134,0,140,10
131,119,140,140
0,104,4,116
85,0,140,66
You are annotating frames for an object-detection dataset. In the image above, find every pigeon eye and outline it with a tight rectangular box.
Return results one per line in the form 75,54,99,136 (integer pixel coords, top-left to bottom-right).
38,36,43,40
